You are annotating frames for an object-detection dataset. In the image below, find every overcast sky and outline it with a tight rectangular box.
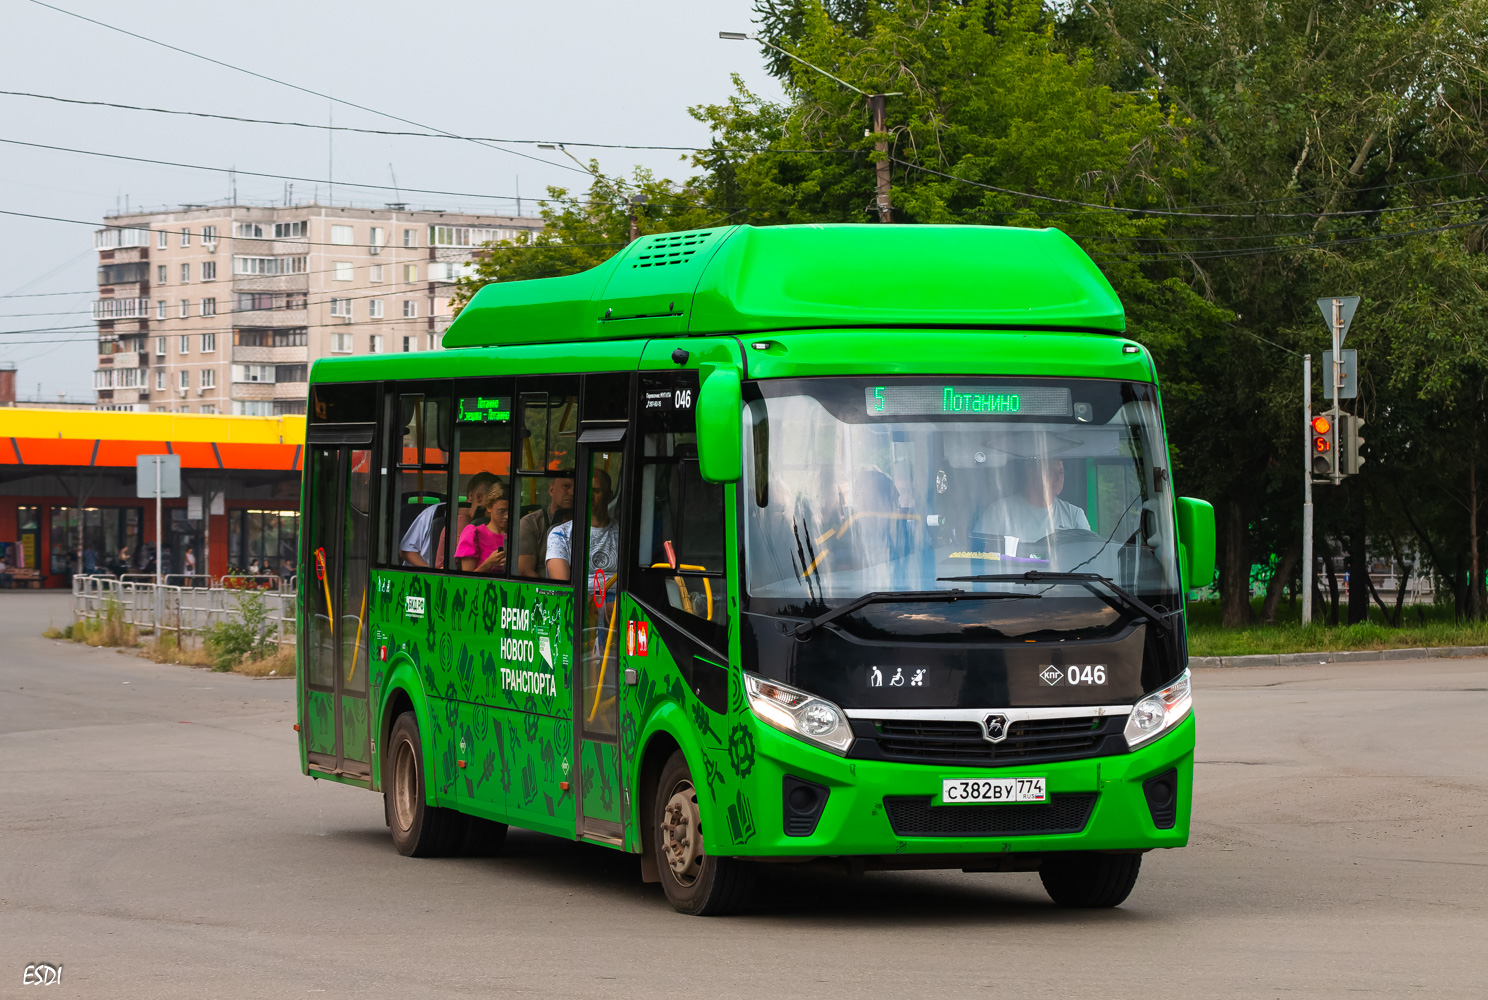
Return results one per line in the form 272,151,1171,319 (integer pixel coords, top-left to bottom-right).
0,0,786,401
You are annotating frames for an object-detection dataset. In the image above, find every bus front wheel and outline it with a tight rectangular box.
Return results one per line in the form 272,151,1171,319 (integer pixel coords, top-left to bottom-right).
385,711,506,858
652,750,754,915
1039,852,1142,908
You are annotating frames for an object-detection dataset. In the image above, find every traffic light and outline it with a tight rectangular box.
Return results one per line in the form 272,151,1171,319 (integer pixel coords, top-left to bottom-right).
1340,413,1366,475
1310,414,1335,477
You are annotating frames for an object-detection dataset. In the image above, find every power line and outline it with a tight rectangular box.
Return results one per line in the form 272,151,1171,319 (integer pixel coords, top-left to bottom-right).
0,289,93,299
1085,217,1488,262
0,89,850,155
0,137,546,207
0,208,628,255
892,157,1488,221
23,0,585,176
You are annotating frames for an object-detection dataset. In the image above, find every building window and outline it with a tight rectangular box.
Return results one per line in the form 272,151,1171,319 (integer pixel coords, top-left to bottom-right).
155,337,166,357
232,401,274,416
235,222,265,239
179,370,190,392
156,300,166,320
201,368,216,389
156,369,166,391
157,229,168,249
369,226,384,250
179,335,190,354
369,334,384,353
201,332,216,353
276,364,308,382
200,404,217,415
272,401,307,416
333,261,353,281
331,225,354,245
201,261,216,281
331,332,353,353
201,298,216,317
180,263,190,283
273,221,304,239
402,336,413,352
231,364,274,383
403,264,418,283
157,264,167,284
403,228,417,248
180,228,191,247
330,298,352,318
274,329,307,347
368,299,384,319
179,299,189,318
201,224,217,245
370,264,384,283
403,300,418,318
232,256,307,276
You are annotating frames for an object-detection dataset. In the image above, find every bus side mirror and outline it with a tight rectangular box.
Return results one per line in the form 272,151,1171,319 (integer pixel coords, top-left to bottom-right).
1175,497,1215,594
696,364,743,484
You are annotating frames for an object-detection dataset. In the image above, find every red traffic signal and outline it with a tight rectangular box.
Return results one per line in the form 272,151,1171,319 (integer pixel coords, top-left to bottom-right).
1311,414,1335,475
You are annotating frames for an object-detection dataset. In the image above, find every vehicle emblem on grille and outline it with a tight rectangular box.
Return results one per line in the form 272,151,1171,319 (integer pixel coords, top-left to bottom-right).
982,713,1010,743
1039,665,1064,686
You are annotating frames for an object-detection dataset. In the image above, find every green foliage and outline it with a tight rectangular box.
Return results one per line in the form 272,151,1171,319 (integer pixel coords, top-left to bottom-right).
446,0,1488,630
205,589,278,672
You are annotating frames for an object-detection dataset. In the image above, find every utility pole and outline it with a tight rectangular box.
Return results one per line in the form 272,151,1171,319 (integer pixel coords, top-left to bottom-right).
868,94,893,223
1303,353,1314,624
628,194,648,243
720,31,900,223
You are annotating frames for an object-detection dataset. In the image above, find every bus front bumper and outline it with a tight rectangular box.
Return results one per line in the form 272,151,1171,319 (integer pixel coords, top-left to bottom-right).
721,712,1194,860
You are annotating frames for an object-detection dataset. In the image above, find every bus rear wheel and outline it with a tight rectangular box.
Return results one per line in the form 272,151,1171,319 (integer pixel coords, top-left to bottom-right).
385,711,506,858
653,750,754,915
1039,852,1142,908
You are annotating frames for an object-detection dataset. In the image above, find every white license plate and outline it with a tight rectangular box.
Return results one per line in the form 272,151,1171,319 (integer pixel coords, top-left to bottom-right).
939,777,1046,805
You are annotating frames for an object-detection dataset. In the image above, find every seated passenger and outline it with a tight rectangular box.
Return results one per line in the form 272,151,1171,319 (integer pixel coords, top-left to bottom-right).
456,494,509,575
516,474,575,578
546,469,619,582
977,458,1089,550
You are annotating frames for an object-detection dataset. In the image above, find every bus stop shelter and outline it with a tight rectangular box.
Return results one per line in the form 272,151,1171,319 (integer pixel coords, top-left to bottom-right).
0,409,305,587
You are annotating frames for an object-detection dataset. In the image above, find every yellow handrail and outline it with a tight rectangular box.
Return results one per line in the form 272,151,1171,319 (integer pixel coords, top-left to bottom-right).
347,587,367,683
587,596,620,724
649,561,714,621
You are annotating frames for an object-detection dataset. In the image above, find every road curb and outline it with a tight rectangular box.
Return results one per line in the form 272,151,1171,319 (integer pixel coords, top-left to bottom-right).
1190,645,1488,668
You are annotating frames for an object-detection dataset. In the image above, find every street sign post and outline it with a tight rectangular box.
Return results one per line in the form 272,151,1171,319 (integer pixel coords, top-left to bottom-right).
137,455,181,591
1321,349,1358,399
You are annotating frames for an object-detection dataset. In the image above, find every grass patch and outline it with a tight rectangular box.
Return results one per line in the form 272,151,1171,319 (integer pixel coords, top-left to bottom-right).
142,631,213,667
234,645,295,677
55,598,135,647
1186,596,1488,656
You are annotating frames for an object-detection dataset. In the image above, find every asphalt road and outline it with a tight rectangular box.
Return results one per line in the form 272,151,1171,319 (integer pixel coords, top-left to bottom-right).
2,591,1485,999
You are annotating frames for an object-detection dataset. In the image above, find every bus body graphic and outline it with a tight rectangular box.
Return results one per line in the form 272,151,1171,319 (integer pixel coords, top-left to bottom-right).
296,223,1213,913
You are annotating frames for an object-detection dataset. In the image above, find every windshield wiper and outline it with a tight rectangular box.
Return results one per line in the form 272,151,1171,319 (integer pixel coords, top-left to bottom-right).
936,571,1173,636
794,588,1038,639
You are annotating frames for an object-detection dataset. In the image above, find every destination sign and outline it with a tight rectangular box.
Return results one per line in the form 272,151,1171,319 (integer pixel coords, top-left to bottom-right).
457,396,512,423
865,385,1072,417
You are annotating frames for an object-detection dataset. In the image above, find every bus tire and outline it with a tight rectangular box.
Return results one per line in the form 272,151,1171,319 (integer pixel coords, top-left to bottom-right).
1039,852,1142,908
385,711,467,858
653,750,754,915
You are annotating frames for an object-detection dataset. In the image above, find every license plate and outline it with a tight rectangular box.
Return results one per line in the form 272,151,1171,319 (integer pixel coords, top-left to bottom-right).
939,777,1046,805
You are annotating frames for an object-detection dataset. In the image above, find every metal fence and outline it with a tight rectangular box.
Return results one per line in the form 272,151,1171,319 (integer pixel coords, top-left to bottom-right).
71,574,297,647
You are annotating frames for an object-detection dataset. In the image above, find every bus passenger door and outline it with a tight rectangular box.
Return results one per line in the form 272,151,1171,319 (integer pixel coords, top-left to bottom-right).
572,428,626,841
302,432,375,779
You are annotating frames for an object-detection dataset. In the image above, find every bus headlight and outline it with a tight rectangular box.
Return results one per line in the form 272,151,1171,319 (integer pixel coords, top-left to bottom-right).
1123,669,1192,750
744,672,854,755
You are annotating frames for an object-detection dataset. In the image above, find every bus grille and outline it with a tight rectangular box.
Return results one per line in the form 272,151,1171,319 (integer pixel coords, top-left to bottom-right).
860,716,1121,767
884,793,1097,838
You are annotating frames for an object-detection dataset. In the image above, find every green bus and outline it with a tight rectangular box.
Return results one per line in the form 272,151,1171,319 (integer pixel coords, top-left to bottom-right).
297,223,1215,915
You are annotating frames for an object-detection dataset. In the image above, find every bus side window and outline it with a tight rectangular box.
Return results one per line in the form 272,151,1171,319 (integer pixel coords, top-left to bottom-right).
633,373,728,647
390,391,450,569
449,381,514,576
512,379,579,580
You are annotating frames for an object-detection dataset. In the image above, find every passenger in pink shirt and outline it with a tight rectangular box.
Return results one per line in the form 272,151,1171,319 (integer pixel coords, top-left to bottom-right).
456,495,509,575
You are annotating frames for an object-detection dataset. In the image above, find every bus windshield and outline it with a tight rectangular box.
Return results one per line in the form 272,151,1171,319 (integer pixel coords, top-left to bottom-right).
743,376,1181,631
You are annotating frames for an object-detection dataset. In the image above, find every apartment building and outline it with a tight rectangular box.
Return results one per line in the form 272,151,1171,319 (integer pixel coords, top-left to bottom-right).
93,204,542,414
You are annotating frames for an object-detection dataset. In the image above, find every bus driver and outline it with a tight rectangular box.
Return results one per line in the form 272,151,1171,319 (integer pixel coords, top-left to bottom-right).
976,457,1089,552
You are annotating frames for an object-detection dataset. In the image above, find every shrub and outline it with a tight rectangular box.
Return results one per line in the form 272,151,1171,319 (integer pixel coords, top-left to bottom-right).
204,589,278,671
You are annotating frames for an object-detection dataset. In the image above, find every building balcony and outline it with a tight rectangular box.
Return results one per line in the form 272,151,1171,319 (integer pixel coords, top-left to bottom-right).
231,344,309,365
92,298,151,321
231,309,309,329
